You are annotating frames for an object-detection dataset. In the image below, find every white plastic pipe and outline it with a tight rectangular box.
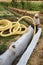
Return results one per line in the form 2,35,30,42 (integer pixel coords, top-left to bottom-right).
17,28,41,65
0,26,33,65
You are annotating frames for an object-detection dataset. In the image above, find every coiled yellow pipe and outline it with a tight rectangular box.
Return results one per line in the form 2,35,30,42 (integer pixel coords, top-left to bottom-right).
0,19,12,31
17,16,36,34
0,16,36,37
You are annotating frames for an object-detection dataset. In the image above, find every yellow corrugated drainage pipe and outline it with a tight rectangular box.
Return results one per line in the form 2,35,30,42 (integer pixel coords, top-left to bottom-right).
0,19,12,31
0,16,36,37
17,16,36,34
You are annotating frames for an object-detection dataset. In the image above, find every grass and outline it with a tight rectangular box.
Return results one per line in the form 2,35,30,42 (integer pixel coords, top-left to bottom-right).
0,6,14,18
10,2,43,11
0,35,16,43
0,43,7,55
0,2,43,11
0,6,6,11
0,35,16,54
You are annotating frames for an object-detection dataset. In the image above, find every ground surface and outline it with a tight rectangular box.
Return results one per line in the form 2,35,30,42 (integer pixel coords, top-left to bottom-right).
0,7,43,65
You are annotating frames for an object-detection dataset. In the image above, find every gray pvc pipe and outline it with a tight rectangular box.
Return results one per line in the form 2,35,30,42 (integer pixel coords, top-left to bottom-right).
17,28,41,65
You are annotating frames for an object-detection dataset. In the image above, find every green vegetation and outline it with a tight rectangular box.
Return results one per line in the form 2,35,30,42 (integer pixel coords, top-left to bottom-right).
11,2,43,11
0,6,15,19
0,35,16,54
0,44,7,55
0,2,43,11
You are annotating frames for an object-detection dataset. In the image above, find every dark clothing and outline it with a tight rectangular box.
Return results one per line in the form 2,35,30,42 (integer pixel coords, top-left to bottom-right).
31,24,34,29
31,24,38,33
36,25,38,33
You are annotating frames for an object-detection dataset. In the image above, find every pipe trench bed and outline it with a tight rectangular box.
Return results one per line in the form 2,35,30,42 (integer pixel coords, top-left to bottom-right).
0,16,41,65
